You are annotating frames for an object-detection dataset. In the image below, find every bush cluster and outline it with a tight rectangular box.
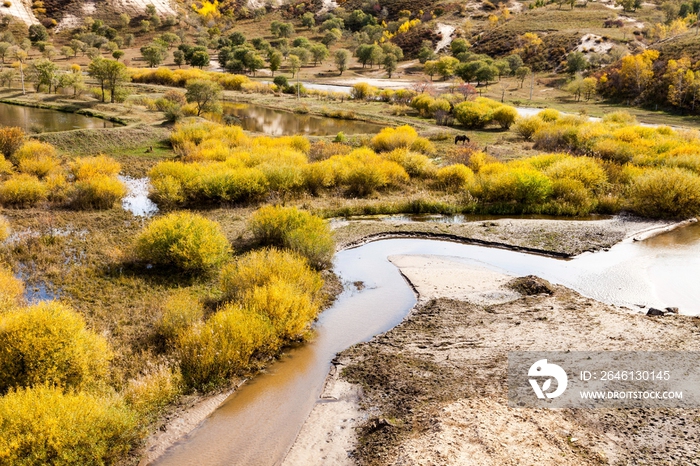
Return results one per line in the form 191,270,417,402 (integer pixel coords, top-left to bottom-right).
370,125,435,154
130,67,254,91
248,205,335,269
135,211,232,272
177,248,324,390
453,98,518,129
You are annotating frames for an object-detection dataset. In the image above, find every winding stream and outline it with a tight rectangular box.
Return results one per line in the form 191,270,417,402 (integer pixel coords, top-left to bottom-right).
152,222,700,466
0,102,117,132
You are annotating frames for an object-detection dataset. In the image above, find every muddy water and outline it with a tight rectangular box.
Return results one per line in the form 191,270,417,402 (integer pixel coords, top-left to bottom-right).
0,102,117,132
152,223,700,466
221,103,382,136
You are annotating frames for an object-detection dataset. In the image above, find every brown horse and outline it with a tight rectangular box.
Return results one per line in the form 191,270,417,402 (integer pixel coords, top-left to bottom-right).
454,135,470,145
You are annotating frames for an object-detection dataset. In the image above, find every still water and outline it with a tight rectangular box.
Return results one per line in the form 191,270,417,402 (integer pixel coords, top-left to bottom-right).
222,102,382,136
0,102,116,132
152,222,700,466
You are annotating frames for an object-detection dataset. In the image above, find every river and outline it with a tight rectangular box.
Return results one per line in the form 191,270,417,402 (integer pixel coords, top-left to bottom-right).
0,102,117,132
151,221,700,466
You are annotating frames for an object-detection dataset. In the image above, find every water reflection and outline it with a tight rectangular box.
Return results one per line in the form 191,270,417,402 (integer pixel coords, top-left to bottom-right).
221,102,382,136
0,102,116,132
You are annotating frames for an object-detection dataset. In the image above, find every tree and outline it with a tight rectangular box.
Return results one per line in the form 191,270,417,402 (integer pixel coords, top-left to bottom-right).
369,44,384,68
173,50,185,68
383,54,397,78
112,50,124,61
321,28,342,47
11,47,27,94
70,39,86,56
566,51,587,74
0,42,10,63
334,49,350,75
268,50,282,76
191,50,210,69
288,54,301,77
140,43,167,67
277,22,295,38
506,54,524,75
159,32,180,49
229,31,246,46
310,43,329,66
246,53,264,76
119,13,130,29
436,56,459,80
475,64,498,87
61,46,74,60
451,38,470,55
424,60,438,81
30,59,58,93
515,66,531,87
88,58,129,103
185,79,221,116
355,44,373,68
28,24,48,43
620,49,659,96
301,12,315,28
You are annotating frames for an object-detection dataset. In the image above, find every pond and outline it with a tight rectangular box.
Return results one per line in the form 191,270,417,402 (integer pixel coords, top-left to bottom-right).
221,102,383,136
0,102,117,132
151,221,700,466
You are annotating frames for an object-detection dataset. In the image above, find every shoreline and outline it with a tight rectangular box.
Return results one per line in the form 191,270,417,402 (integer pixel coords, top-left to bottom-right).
139,215,694,465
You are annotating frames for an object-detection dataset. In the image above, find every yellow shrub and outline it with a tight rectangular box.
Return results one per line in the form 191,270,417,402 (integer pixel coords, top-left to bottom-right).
0,215,9,242
514,116,544,140
158,289,204,341
544,155,607,191
0,126,24,158
69,155,121,180
176,303,273,390
123,365,182,417
18,155,60,179
220,247,323,302
627,167,700,218
136,212,232,271
199,166,268,202
471,166,553,206
0,301,112,393
248,205,334,269
602,110,637,124
371,125,419,152
0,174,48,207
72,174,127,209
0,265,23,311
592,138,635,164
11,140,56,166
492,105,518,129
436,164,474,191
537,108,560,122
309,141,352,161
0,385,138,465
382,149,436,178
454,101,494,128
544,178,596,216
409,136,436,155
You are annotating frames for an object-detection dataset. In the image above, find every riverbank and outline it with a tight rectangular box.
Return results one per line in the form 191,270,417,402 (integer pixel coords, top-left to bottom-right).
285,218,700,466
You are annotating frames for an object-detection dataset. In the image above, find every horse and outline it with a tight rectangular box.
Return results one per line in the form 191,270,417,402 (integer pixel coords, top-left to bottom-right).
454,135,470,145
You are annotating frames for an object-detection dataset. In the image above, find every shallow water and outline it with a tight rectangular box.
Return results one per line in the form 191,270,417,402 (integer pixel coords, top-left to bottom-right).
151,222,700,466
119,176,158,217
0,102,117,132
221,102,382,136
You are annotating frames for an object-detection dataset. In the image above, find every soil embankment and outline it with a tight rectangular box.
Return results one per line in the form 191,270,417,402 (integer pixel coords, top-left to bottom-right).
288,220,700,466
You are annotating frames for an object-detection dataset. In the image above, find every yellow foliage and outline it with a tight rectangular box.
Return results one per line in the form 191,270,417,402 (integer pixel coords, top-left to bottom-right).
72,175,127,209
0,385,138,465
0,173,48,207
123,365,182,417
0,265,22,311
158,289,204,341
0,301,112,393
436,164,474,191
69,155,121,180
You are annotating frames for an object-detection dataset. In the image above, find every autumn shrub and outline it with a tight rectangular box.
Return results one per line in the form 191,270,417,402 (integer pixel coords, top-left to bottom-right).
198,166,269,202
513,116,544,140
163,89,187,106
176,303,273,390
0,215,9,242
123,365,182,417
18,154,60,179
627,167,700,218
409,136,436,155
248,205,334,269
543,155,607,192
602,110,637,124
371,125,433,154
537,108,560,122
308,140,352,161
219,248,323,302
543,178,596,216
0,174,48,207
157,289,204,342
135,212,231,271
470,166,553,210
69,155,121,180
72,175,127,209
350,82,378,100
410,94,435,117
453,101,493,128
0,301,111,393
0,127,24,158
436,164,474,191
591,138,635,163
0,385,138,466
492,105,518,129
382,149,436,178
0,265,23,311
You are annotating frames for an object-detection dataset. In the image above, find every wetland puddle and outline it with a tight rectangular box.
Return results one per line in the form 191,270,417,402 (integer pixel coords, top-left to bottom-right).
152,221,700,466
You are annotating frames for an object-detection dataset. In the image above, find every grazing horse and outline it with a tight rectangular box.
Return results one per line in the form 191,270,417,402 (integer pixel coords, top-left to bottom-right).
454,135,470,145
